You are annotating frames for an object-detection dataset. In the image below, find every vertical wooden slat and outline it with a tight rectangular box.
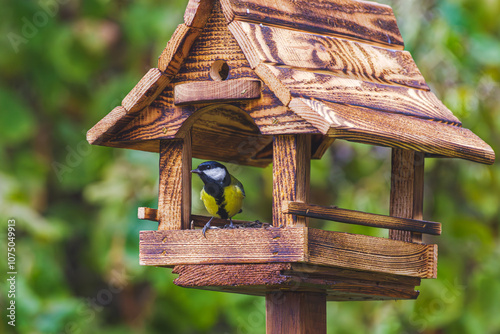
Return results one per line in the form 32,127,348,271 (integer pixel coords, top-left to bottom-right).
272,135,310,227
389,149,424,243
158,132,192,230
182,131,192,229
266,291,326,334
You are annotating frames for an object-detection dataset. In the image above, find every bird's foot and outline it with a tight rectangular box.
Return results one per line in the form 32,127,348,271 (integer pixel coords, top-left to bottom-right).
202,217,214,238
223,218,237,229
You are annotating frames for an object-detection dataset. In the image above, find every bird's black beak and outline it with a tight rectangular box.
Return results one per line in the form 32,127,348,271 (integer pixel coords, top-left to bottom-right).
191,168,201,174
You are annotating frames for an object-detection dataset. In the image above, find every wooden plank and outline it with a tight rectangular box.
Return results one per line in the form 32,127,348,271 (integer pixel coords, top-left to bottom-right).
139,228,308,266
254,64,292,106
264,64,461,125
173,2,257,82
266,291,326,334
173,263,421,289
219,0,235,23
389,149,424,243
140,227,436,278
308,228,437,278
87,106,130,145
173,263,291,286
290,98,495,165
273,135,310,227
158,24,202,76
93,139,159,152
121,68,171,115
183,0,215,28
111,101,276,167
288,263,421,287
174,79,261,105
287,98,331,134
158,134,191,230
173,263,419,300
234,21,428,90
284,201,441,235
224,0,404,50
173,263,419,299
311,135,335,159
138,207,158,221
109,4,320,152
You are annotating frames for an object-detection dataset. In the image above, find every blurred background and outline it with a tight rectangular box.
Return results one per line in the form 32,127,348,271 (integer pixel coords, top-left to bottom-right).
0,0,499,333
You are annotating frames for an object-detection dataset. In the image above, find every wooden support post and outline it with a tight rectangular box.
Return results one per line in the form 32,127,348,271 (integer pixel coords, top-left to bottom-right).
266,291,326,334
273,135,311,227
389,148,425,243
158,131,192,230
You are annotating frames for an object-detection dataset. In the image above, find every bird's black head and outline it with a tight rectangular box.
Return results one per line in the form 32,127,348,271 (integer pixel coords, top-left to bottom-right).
191,161,230,186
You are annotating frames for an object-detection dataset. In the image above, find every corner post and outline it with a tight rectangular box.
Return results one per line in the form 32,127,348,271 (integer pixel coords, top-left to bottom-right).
266,291,326,334
272,134,311,227
270,135,323,333
389,148,424,243
158,131,192,230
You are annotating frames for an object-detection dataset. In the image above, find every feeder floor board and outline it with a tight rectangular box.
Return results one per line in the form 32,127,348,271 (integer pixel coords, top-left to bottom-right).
140,227,437,279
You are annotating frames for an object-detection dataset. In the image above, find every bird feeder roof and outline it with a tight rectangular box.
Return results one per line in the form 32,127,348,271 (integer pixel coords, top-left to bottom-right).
87,0,495,165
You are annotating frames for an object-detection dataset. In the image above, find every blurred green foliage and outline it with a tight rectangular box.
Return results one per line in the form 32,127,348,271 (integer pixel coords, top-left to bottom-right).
0,0,499,333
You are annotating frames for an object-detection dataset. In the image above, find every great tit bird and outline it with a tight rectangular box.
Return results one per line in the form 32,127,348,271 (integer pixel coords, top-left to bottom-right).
191,161,245,237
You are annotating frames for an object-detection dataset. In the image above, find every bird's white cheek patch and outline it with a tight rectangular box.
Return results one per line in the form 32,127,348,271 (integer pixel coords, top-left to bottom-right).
204,167,226,182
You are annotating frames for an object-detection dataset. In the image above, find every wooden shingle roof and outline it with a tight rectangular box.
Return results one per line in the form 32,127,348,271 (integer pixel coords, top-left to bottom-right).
88,0,495,165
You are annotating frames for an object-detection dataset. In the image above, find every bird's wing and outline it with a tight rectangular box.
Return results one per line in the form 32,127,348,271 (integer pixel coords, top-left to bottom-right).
231,175,245,198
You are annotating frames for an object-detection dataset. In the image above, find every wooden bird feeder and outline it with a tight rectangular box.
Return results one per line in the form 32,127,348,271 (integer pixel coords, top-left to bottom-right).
87,0,495,332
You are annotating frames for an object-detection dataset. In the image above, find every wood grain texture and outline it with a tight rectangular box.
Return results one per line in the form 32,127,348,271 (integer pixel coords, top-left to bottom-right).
389,149,424,243
170,2,309,137
174,1,256,82
287,263,420,287
158,24,202,76
91,139,159,153
311,135,335,159
273,135,310,227
172,263,420,300
113,103,274,167
224,0,404,49
254,63,292,106
183,0,215,28
138,207,158,221
284,201,441,235
123,1,319,138
266,291,326,334
289,98,495,165
87,106,130,145
140,227,437,278
122,68,171,114
264,64,461,124
106,4,325,163
234,21,428,90
174,79,261,105
140,228,308,266
307,228,437,278
158,134,191,230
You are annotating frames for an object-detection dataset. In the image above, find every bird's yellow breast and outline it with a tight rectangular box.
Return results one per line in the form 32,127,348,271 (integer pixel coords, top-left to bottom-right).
200,178,244,219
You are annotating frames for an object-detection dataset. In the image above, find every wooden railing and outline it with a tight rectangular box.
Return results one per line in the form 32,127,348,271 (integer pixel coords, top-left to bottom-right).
139,202,441,236
283,201,441,236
